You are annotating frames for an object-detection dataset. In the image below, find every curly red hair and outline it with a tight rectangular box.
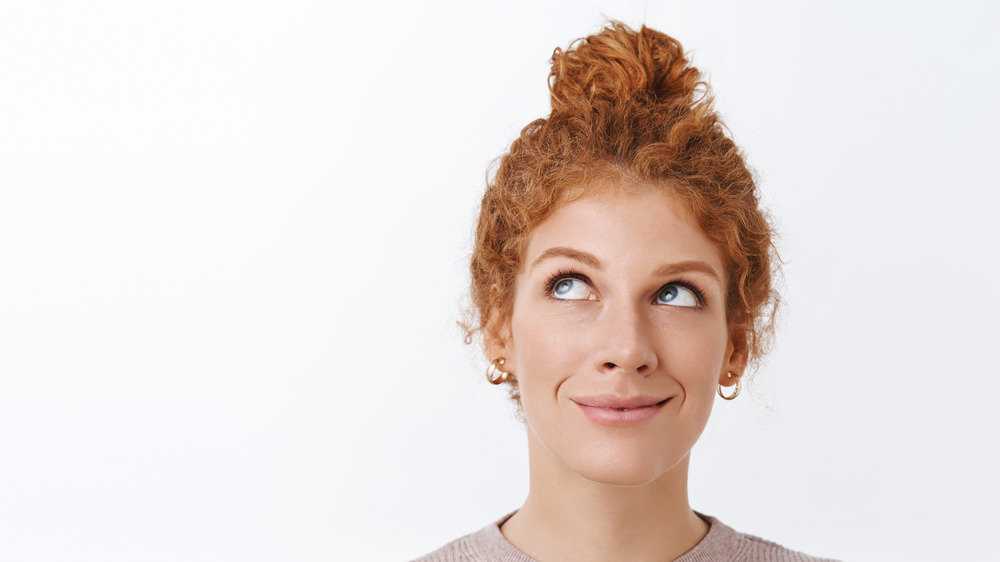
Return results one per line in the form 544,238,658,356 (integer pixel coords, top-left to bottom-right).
469,22,779,399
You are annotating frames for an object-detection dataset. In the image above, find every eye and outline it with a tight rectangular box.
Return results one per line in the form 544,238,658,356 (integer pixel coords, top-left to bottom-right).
656,284,700,307
549,276,593,300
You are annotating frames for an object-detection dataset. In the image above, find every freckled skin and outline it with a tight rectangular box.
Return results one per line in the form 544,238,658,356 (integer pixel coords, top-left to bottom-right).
500,188,738,487
491,187,746,562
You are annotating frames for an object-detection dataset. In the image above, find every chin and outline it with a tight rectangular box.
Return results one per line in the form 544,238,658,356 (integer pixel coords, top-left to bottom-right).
569,453,678,487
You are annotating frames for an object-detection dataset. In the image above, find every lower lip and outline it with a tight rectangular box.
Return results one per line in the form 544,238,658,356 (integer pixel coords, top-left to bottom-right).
574,401,667,426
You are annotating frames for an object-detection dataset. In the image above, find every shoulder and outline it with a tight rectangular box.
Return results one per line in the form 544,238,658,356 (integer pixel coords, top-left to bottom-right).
411,513,533,562
736,532,839,562
409,530,479,562
686,515,840,562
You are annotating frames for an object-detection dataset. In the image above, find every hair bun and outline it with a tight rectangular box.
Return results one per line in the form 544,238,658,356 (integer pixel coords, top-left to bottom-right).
548,22,703,113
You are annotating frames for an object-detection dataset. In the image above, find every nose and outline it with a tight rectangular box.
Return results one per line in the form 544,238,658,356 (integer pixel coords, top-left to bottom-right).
593,301,658,376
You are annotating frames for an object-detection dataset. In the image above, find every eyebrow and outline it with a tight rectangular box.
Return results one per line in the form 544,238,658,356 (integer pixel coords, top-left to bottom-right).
655,261,723,285
530,247,604,271
529,246,722,285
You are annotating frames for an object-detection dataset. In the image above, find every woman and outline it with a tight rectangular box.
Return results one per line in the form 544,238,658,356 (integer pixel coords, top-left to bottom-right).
417,21,836,562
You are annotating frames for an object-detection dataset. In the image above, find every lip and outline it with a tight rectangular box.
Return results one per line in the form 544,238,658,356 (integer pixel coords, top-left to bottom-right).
571,394,670,426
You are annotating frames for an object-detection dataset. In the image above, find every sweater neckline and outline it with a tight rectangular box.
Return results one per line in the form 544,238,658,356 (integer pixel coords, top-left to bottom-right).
472,511,744,561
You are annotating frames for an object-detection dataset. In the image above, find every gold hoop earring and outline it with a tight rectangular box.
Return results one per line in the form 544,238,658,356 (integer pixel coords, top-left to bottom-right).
486,358,509,385
718,372,741,400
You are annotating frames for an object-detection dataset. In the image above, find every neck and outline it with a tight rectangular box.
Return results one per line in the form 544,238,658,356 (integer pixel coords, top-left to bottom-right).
501,431,708,562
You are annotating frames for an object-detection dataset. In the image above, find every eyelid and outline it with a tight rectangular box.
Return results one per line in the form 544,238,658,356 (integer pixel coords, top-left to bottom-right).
544,269,595,298
543,270,709,307
655,279,707,307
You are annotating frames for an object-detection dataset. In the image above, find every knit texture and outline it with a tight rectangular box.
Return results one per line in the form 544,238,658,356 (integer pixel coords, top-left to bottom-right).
412,512,839,562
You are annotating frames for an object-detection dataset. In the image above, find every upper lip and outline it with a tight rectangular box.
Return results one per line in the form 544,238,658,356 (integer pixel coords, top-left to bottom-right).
571,394,668,409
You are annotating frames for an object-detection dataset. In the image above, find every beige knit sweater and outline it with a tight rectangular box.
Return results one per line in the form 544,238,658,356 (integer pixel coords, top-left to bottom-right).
413,512,838,561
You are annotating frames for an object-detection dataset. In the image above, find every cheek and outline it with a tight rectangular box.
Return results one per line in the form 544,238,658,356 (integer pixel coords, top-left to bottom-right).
511,317,579,380
656,313,730,368
652,319,731,414
509,304,594,404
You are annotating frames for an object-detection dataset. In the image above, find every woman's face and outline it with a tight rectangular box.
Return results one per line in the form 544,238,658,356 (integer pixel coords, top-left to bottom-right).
494,187,742,487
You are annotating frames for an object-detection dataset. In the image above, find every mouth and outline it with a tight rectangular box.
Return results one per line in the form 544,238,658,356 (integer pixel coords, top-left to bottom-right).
571,395,671,426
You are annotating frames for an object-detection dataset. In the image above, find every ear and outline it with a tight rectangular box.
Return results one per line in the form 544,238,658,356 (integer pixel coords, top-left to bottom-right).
482,307,515,365
719,325,749,387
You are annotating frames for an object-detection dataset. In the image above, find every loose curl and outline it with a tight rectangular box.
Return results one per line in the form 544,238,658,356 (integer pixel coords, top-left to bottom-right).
468,22,780,401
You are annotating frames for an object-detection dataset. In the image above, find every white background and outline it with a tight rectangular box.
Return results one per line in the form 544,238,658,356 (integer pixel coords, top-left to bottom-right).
1,1,998,561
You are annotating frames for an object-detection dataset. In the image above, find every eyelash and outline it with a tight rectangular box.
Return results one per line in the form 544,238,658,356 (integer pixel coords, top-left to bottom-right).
543,269,708,307
544,269,592,296
663,277,708,307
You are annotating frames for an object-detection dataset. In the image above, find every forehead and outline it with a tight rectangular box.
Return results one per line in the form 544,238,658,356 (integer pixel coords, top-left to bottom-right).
521,187,725,279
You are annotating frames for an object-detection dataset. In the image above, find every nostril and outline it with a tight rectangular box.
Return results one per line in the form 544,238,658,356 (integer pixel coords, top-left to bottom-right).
603,362,651,374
